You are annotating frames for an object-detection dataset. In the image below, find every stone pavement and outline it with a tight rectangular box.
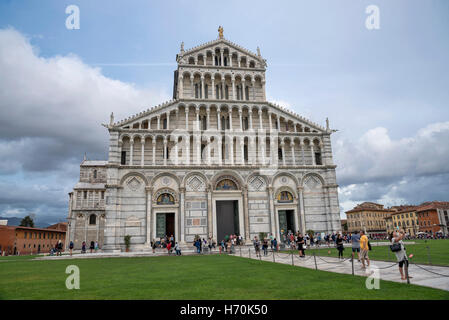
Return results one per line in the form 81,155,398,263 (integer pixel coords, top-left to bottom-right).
231,249,449,292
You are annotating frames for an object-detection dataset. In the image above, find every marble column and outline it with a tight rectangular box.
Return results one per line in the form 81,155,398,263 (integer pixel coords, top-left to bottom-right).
166,112,170,130
239,110,243,131
206,107,210,129
163,137,167,166
178,75,183,99
281,141,285,166
230,136,234,165
243,186,250,241
311,145,315,165
196,107,200,131
185,107,189,130
268,185,276,237
258,108,263,129
291,141,296,165
207,184,213,238
206,136,211,165
201,76,205,99
190,76,194,98
249,109,253,130
298,187,306,235
145,186,153,245
129,139,134,165
185,134,190,165
211,76,215,99
152,140,156,165
229,109,233,131
179,187,186,243
140,141,145,166
157,116,160,130
232,77,236,100
217,109,221,131
268,112,272,131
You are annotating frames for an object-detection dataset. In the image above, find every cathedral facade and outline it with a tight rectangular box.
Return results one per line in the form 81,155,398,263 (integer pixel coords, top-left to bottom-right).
67,30,341,251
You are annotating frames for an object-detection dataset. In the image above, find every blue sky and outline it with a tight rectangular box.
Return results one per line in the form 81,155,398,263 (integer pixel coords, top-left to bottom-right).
0,0,448,225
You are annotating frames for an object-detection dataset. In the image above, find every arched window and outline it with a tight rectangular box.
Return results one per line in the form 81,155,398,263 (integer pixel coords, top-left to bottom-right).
157,193,175,205
163,118,167,129
245,86,249,100
201,144,206,160
93,170,97,179
277,191,293,203
89,214,96,225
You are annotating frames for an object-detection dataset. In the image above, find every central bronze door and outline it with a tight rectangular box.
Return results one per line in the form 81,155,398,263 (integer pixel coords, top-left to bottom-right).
216,200,239,242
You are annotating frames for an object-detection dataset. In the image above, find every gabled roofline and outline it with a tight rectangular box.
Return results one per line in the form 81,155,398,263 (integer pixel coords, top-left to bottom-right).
266,101,327,132
180,38,265,65
107,99,178,128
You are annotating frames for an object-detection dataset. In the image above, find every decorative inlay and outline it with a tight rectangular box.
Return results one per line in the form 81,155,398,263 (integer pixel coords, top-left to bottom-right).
304,176,321,190
127,177,142,191
162,177,171,185
187,175,205,192
249,176,266,191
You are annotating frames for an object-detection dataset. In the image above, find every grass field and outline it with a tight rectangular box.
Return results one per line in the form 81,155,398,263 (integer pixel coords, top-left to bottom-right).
290,239,449,266
0,254,448,299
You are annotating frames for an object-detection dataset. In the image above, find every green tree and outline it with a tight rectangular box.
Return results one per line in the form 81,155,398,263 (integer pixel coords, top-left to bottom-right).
306,229,315,237
20,215,34,228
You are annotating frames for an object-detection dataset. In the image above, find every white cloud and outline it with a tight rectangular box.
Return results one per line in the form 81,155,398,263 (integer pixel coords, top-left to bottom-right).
0,27,170,222
335,122,449,217
0,27,170,174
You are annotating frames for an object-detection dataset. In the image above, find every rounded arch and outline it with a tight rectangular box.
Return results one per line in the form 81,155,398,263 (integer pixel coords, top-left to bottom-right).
181,171,209,188
271,170,300,186
274,186,297,201
119,172,149,186
150,172,181,187
301,172,325,187
153,187,179,203
211,170,245,190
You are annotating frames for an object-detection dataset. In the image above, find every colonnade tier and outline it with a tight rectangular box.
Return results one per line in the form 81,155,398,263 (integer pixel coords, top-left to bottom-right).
124,104,320,134
177,72,265,101
116,133,325,167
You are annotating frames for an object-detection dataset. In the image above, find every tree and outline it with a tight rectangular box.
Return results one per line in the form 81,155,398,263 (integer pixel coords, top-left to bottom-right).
306,229,315,237
20,215,34,228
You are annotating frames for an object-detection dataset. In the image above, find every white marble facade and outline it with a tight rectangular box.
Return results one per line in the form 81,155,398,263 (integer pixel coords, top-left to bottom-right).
67,32,341,251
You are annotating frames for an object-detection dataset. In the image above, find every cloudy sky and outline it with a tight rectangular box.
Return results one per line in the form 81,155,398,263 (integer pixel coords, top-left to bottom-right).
0,0,448,225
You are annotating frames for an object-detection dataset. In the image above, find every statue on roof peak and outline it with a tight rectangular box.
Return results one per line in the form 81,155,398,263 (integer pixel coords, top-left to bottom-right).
218,26,224,39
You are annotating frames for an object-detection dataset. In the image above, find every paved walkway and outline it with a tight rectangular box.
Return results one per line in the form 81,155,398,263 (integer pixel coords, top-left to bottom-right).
231,249,449,292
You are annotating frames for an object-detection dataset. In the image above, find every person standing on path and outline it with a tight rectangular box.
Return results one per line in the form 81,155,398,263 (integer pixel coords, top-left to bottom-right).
175,242,181,256
351,231,361,262
360,230,370,269
262,238,268,256
389,229,413,281
69,241,74,256
336,233,344,260
296,233,305,257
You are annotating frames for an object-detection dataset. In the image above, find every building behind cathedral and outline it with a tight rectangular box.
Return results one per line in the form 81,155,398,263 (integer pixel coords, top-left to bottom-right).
67,29,341,251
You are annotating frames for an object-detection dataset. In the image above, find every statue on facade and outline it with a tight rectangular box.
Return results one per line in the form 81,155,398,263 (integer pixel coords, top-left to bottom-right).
218,26,224,39
180,41,184,52
110,112,114,126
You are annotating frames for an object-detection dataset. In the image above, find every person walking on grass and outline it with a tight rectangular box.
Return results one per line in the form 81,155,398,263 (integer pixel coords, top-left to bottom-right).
360,230,370,269
336,233,344,260
351,231,361,262
389,229,413,281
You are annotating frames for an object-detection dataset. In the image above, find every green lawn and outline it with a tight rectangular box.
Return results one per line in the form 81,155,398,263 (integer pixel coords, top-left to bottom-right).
292,239,449,266
0,254,448,299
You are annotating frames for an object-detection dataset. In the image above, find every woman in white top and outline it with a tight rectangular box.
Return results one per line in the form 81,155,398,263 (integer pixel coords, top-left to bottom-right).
389,229,412,280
